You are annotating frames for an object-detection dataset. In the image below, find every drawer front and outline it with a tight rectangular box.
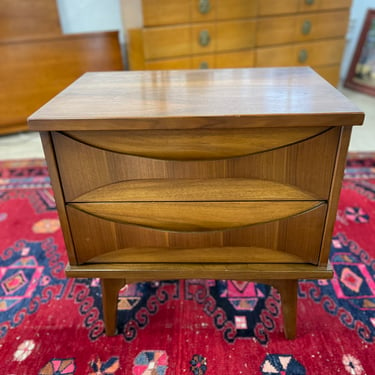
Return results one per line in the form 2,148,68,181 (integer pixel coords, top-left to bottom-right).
52,126,340,203
142,0,257,26
145,50,255,70
294,10,349,42
216,20,256,52
256,38,345,67
142,0,191,26
259,0,298,16
143,20,256,59
214,49,255,68
66,202,327,265
191,23,217,55
298,0,352,12
143,25,191,59
259,0,351,15
257,10,349,47
216,0,257,20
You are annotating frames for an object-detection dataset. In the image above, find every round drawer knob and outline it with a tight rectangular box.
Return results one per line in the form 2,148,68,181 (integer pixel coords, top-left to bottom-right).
305,0,315,5
199,30,211,46
302,20,312,35
200,61,209,69
298,49,308,63
199,0,211,14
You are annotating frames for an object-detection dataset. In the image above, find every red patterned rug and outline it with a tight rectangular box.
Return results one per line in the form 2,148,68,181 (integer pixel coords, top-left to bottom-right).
0,156,374,374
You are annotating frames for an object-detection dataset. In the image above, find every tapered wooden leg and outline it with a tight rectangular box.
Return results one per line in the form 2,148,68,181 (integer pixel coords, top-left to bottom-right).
272,279,298,339
101,278,126,336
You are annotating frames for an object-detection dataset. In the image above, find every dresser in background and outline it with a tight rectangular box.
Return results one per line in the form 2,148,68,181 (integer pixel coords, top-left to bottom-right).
122,0,351,86
0,0,124,135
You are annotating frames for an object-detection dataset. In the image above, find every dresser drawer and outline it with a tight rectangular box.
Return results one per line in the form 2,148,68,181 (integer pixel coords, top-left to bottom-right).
52,126,340,203
214,49,255,68
142,0,257,26
143,20,256,59
259,0,351,15
216,0,257,20
145,50,255,70
256,38,345,67
142,0,192,26
298,0,352,13
143,25,192,59
66,201,327,265
216,20,256,52
256,10,349,47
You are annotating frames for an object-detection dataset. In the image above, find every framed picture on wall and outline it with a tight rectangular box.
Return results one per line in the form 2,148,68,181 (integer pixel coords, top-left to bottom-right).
344,9,375,96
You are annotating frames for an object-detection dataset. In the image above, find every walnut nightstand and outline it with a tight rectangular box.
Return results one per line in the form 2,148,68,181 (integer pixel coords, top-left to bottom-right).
28,67,364,339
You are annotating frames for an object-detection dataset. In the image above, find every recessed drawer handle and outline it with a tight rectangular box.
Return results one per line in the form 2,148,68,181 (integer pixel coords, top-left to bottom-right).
199,0,211,14
302,20,311,35
305,0,314,5
200,61,209,69
199,30,211,46
298,49,308,63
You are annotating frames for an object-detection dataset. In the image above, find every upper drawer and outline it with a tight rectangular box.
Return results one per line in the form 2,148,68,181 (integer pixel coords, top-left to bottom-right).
143,20,256,59
142,0,258,26
259,0,351,15
52,126,340,203
256,10,350,47
256,38,345,67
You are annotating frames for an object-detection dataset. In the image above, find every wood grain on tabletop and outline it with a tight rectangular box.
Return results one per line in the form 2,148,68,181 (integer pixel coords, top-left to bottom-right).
28,67,364,130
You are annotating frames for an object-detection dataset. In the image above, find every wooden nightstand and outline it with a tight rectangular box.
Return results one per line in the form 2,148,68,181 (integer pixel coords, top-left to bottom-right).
28,67,364,339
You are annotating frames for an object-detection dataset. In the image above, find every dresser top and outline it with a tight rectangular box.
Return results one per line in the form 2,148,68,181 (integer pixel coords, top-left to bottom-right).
28,67,364,130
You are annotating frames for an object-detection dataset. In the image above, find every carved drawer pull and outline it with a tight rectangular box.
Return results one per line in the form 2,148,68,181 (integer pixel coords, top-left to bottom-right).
199,30,211,46
302,20,312,35
298,49,308,63
305,0,314,5
200,61,209,69
199,0,211,14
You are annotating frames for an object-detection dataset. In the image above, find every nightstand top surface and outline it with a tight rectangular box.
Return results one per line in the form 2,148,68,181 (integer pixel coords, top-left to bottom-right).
29,67,364,130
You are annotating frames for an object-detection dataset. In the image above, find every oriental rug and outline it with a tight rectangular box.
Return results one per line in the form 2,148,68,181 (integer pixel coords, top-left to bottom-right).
0,156,374,374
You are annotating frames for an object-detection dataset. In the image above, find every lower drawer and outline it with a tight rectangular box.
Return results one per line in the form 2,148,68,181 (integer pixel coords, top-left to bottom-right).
66,202,327,265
